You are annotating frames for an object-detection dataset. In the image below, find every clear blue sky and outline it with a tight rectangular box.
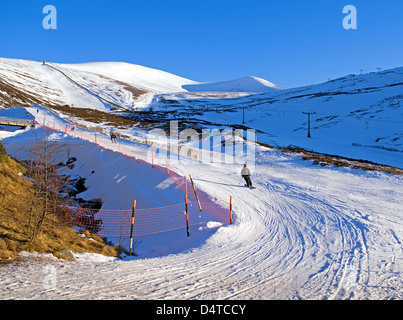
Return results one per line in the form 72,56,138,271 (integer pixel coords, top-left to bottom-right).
1,0,403,88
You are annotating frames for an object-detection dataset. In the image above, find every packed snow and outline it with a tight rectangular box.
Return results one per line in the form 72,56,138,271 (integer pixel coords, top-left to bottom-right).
0,106,402,300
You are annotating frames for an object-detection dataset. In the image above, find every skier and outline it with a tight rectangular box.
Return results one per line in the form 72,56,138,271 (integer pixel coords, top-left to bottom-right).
241,164,253,188
110,131,117,143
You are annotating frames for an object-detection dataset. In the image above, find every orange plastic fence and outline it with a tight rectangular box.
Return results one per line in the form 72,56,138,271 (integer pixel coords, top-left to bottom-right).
63,201,229,237
43,123,231,237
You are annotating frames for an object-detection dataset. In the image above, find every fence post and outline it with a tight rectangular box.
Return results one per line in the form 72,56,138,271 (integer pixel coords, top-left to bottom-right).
152,145,154,167
230,196,233,225
185,195,190,237
165,158,169,175
129,200,136,254
189,174,202,211
184,175,188,197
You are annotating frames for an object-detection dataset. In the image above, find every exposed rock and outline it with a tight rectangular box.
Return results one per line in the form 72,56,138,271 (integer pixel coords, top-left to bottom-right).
54,248,76,262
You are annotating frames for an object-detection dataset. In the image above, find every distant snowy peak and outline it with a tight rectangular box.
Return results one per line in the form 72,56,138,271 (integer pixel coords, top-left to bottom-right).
182,76,281,93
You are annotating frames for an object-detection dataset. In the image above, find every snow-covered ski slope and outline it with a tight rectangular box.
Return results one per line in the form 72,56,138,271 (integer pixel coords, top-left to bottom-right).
56,61,198,93
0,58,196,111
0,106,402,300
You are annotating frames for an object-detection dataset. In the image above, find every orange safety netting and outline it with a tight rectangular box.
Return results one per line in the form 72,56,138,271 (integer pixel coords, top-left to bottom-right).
43,123,231,237
62,201,230,237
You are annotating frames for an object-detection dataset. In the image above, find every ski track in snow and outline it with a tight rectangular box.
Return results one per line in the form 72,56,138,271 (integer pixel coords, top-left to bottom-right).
0,112,403,300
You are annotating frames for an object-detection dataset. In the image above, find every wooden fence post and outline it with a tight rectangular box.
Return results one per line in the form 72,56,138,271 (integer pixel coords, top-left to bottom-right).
189,174,202,211
165,158,170,175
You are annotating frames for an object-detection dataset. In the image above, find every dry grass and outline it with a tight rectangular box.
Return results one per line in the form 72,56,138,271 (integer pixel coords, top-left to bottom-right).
0,156,117,264
0,78,45,109
49,105,136,129
279,146,403,175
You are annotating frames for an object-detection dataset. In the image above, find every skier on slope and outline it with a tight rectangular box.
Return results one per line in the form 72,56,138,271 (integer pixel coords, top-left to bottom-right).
110,131,117,143
241,164,253,188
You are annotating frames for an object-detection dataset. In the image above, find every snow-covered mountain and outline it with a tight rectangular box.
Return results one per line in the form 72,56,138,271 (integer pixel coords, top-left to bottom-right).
182,76,281,93
0,58,198,111
151,68,403,168
55,61,198,93
0,58,278,111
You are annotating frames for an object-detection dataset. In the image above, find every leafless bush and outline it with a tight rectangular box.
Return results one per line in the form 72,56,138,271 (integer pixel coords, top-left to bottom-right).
25,127,70,240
